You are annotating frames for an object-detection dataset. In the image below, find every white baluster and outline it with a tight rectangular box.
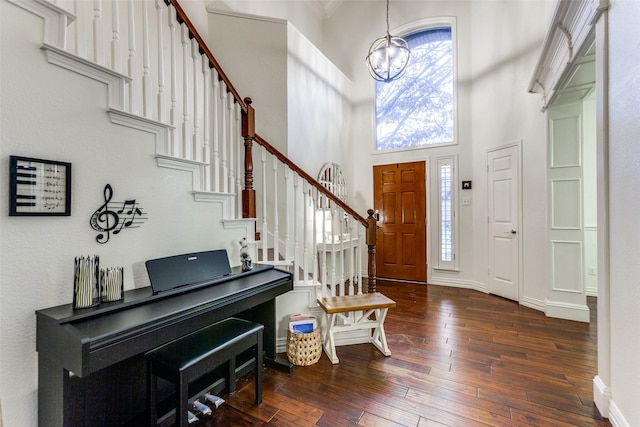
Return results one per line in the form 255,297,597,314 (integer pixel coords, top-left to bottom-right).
93,0,104,65
261,146,268,262
191,39,200,162
338,208,346,294
293,174,300,282
156,0,165,123
312,187,319,286
235,103,243,214
202,60,211,192
220,85,228,191
111,0,121,71
127,0,138,114
168,5,177,156
141,0,151,118
320,198,328,294
357,222,363,294
272,155,279,262
181,23,190,159
73,0,86,57
227,95,235,194
302,182,310,286
211,69,220,191
284,166,291,263
329,208,343,295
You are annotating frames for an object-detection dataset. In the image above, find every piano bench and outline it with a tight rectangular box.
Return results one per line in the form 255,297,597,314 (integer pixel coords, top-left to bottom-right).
317,292,396,364
146,317,264,427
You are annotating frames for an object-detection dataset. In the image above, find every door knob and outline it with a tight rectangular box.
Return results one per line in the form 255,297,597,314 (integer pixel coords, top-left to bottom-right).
504,230,517,234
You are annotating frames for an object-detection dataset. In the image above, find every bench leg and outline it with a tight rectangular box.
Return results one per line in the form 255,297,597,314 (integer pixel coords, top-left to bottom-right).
370,308,391,357
255,331,263,405
323,313,340,364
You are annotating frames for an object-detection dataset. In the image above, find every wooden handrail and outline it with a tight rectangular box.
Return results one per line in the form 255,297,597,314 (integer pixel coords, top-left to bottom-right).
166,0,368,229
254,133,369,228
168,0,377,289
166,0,246,112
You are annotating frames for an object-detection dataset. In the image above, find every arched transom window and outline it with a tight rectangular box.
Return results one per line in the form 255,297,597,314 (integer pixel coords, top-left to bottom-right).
375,23,456,151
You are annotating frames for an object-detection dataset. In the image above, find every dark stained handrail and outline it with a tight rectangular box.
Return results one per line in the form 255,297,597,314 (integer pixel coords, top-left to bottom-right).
166,0,378,292
254,133,369,228
166,0,246,112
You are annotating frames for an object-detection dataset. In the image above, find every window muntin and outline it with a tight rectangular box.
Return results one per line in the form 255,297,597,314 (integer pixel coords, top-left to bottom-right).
375,27,454,151
437,157,456,269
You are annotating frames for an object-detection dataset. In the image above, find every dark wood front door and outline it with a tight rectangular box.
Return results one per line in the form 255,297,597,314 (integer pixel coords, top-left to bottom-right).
373,161,426,282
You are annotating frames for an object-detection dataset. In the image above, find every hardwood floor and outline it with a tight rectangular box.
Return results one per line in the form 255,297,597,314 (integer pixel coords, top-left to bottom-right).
191,282,610,427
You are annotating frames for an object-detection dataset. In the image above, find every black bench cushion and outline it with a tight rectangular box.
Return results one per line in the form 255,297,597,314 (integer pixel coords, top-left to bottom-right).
147,318,263,371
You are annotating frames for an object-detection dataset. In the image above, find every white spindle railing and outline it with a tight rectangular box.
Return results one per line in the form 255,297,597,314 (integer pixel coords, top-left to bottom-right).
155,0,165,122
211,69,220,192
37,0,371,298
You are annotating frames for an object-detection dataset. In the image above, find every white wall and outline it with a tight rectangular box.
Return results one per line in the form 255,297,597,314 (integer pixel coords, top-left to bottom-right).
322,0,551,303
0,2,246,425
607,1,640,425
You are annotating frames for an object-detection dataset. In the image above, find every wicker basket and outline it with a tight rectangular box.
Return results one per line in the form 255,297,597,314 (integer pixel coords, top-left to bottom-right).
286,329,322,366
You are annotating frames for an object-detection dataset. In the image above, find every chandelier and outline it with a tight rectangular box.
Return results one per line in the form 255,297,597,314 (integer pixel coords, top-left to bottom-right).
365,0,410,82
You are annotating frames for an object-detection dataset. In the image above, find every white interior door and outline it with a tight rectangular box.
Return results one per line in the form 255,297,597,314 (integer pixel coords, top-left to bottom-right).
487,144,521,301
546,104,589,322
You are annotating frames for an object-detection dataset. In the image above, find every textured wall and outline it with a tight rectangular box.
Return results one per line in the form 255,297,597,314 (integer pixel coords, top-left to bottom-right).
0,3,245,425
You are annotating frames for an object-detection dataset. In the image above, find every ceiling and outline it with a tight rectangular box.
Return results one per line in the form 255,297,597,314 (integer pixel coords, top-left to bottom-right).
306,0,344,18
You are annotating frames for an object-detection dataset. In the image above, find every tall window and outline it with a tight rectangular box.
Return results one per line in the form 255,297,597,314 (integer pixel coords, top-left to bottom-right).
375,25,455,151
437,157,456,269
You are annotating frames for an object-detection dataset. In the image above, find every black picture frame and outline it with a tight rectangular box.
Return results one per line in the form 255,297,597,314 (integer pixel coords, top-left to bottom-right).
462,180,472,190
9,155,71,216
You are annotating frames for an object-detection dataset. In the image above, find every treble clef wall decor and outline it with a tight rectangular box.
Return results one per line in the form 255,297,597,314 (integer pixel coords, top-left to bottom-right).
89,184,148,244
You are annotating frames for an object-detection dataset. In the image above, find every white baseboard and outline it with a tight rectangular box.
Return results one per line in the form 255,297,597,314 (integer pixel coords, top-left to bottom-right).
520,296,545,312
545,299,590,322
428,276,487,293
608,399,631,427
593,375,611,418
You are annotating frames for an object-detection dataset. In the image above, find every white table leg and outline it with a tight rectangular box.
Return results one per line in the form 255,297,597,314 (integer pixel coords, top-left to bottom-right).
323,313,339,364
370,308,391,356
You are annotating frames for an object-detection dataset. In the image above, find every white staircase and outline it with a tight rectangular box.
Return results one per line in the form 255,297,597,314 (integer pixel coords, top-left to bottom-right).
11,0,376,310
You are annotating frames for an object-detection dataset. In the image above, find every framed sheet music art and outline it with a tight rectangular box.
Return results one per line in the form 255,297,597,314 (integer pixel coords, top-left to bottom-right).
9,155,72,216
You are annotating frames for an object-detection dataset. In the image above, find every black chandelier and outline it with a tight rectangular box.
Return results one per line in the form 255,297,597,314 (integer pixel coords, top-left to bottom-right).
365,0,410,82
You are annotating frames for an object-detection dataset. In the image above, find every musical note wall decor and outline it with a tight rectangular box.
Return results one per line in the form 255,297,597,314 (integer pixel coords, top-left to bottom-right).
89,184,148,244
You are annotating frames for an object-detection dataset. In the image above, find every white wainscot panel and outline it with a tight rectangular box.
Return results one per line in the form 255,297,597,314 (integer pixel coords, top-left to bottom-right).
551,240,583,293
551,179,582,229
551,115,581,167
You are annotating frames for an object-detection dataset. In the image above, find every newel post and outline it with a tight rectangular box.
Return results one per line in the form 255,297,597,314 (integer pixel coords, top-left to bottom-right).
241,97,256,218
366,208,378,293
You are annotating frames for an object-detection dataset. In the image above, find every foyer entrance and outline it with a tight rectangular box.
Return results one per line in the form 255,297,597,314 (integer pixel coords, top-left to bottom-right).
373,161,426,282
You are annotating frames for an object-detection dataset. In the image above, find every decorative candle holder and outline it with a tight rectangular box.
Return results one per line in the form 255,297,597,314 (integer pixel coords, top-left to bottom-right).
100,267,124,302
73,255,100,309
239,237,252,272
